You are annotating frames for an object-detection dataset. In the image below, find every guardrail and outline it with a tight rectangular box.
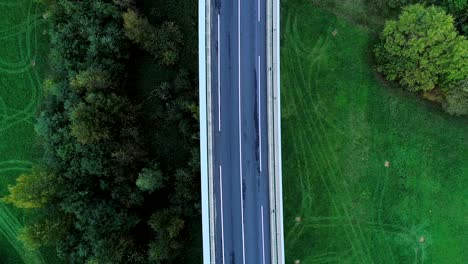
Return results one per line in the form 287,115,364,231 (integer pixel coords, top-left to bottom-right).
198,0,212,263
267,0,285,263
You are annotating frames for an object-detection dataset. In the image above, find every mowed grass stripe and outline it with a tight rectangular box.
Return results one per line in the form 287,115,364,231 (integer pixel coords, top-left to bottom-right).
282,1,467,263
284,11,376,261
284,9,397,262
0,0,36,67
0,71,41,133
288,59,372,263
0,0,49,263
0,204,45,264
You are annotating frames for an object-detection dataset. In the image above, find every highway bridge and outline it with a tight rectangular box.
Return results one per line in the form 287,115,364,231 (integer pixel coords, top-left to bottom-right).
199,0,283,263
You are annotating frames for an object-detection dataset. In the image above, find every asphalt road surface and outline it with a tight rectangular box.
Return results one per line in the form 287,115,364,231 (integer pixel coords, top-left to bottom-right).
210,0,271,263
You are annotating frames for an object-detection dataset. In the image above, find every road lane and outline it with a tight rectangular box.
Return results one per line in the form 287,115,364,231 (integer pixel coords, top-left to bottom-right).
237,0,246,262
210,0,271,263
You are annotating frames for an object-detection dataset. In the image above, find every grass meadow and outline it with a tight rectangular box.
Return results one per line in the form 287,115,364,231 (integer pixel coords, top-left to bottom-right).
281,1,468,263
0,0,52,263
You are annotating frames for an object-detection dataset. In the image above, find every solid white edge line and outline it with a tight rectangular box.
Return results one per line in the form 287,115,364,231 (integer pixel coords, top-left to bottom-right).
261,206,266,264
238,0,246,263
258,55,262,172
217,15,221,132
219,165,225,264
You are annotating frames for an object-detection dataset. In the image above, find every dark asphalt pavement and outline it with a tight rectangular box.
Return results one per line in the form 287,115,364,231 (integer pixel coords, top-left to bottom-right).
210,0,271,263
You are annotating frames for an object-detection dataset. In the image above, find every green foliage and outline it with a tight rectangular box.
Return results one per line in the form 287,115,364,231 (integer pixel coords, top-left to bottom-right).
443,79,468,115
445,0,468,10
136,164,164,193
429,0,468,35
375,4,468,92
124,0,201,261
10,1,147,262
3,0,200,262
70,68,113,93
48,0,127,76
282,2,468,262
88,238,144,264
123,10,155,50
365,0,468,34
172,165,201,216
19,217,68,250
147,209,184,263
156,22,183,65
387,0,415,8
33,0,54,7
379,0,468,9
70,93,139,144
3,0,201,263
123,10,183,65
44,78,58,96
112,0,134,8
411,1,467,35
3,168,55,209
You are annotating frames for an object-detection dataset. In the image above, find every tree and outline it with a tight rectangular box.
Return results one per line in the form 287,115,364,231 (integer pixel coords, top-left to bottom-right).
70,68,113,93
372,1,468,35
122,9,156,51
382,0,467,10
426,1,468,34
123,10,183,65
375,4,468,92
70,92,138,144
112,0,134,8
155,22,183,65
3,167,56,209
19,216,69,249
136,164,164,193
386,0,415,9
148,209,184,263
5,0,201,262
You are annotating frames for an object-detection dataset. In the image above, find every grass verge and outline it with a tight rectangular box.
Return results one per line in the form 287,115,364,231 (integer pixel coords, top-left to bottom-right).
281,1,467,263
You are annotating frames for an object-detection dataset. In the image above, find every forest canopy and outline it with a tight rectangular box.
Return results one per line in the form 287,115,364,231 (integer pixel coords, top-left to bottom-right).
4,0,200,263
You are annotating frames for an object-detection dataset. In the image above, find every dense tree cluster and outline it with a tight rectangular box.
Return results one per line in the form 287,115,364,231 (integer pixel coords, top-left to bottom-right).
375,4,468,115
4,0,200,263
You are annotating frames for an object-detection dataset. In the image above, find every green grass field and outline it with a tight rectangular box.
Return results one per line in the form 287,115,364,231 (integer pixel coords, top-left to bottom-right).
0,0,50,263
281,1,468,263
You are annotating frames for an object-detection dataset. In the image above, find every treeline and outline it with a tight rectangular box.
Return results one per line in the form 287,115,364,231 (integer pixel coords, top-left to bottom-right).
4,0,200,263
375,3,468,115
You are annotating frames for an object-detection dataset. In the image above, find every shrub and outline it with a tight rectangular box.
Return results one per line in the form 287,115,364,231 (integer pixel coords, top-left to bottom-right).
443,79,468,115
